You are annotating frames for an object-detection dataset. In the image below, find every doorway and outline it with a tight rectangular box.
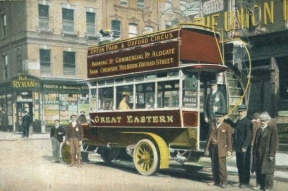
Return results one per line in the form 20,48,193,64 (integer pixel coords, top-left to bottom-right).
16,102,33,131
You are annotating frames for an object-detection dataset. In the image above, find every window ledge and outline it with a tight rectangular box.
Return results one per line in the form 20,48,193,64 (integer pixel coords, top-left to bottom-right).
39,29,53,35
86,35,99,40
62,32,78,38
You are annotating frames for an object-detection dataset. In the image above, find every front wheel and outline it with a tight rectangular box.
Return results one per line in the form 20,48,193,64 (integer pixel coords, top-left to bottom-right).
133,139,159,176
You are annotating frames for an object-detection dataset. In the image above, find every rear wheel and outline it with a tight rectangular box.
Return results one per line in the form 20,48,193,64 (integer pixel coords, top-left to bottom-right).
100,148,120,163
61,143,71,164
133,139,159,176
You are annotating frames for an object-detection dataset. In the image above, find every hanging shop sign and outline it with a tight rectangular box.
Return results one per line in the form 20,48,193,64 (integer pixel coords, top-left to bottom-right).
10,75,41,90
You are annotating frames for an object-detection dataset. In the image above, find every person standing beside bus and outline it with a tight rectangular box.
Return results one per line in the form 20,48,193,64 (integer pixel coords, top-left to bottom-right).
204,80,226,123
50,120,65,163
250,112,261,189
205,112,233,188
228,105,253,188
66,114,84,167
252,112,278,191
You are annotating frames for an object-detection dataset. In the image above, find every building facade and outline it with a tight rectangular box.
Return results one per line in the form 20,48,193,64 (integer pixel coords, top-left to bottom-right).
0,0,164,132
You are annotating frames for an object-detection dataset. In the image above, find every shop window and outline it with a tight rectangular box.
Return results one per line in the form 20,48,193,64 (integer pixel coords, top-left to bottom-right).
63,51,76,75
98,87,113,110
86,12,96,36
120,0,128,6
38,4,50,31
40,49,51,74
3,55,8,79
111,20,121,40
1,14,7,38
137,0,145,9
129,23,138,38
62,8,74,33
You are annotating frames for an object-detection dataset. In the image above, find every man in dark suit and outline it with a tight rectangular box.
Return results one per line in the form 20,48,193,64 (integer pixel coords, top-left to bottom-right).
205,112,233,188
50,120,65,163
204,80,227,123
252,112,278,191
227,105,253,188
22,111,31,138
66,114,84,167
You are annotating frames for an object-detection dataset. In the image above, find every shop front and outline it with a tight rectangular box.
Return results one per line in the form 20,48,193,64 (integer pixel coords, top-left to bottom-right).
0,74,89,133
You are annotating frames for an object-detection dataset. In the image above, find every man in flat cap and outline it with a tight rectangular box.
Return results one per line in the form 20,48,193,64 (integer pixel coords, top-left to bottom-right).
65,114,84,167
204,80,227,124
226,105,253,188
251,112,278,191
205,112,233,188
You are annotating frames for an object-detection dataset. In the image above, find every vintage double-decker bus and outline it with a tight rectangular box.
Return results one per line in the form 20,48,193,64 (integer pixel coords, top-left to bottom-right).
69,25,228,175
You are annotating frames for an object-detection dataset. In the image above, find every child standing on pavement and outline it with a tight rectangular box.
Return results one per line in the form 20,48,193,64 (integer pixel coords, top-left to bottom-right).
50,120,65,163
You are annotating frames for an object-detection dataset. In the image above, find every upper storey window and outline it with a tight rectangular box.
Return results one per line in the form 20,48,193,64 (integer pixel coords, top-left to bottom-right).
38,4,50,31
62,8,74,33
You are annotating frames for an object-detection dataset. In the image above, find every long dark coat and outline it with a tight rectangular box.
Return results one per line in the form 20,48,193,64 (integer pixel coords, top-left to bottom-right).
205,121,233,158
204,90,226,120
251,125,279,174
233,117,253,152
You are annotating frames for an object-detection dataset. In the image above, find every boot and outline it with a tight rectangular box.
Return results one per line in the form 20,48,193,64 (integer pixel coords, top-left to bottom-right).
69,154,75,167
77,154,82,167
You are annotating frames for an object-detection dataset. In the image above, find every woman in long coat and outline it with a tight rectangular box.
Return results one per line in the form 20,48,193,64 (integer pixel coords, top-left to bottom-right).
251,112,278,191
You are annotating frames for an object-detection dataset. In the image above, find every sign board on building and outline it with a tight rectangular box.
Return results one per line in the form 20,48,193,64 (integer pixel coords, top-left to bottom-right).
202,0,224,15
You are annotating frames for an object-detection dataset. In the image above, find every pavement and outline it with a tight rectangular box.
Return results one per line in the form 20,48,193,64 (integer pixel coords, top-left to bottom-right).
1,131,288,181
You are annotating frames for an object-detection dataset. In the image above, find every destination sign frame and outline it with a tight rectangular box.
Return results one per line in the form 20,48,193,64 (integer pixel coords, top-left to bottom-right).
88,41,179,78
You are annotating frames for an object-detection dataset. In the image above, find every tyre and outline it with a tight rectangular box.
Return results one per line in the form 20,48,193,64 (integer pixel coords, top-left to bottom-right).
133,139,159,176
100,147,120,163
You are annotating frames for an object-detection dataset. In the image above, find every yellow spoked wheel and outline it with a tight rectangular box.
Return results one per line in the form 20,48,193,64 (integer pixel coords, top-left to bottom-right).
61,143,71,164
133,139,159,176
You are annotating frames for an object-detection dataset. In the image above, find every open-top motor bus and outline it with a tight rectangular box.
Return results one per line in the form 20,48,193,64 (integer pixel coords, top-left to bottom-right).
63,25,228,176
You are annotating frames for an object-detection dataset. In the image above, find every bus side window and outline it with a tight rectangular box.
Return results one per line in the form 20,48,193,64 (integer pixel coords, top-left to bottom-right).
157,80,179,108
98,87,113,110
136,83,155,109
117,85,133,110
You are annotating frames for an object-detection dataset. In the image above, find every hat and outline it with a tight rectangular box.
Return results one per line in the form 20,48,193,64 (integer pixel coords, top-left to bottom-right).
122,91,131,96
70,114,77,118
210,80,217,85
215,112,225,118
237,105,247,111
260,112,271,121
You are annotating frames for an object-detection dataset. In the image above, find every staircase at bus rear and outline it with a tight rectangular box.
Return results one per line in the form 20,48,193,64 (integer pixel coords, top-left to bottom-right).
225,70,245,122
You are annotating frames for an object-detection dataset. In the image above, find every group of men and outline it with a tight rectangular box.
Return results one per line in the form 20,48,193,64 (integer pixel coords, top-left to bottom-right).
204,80,279,191
50,113,84,168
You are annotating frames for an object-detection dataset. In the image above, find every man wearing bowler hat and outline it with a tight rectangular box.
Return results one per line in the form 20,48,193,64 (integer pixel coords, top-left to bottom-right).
204,80,227,123
227,105,253,188
205,112,233,188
